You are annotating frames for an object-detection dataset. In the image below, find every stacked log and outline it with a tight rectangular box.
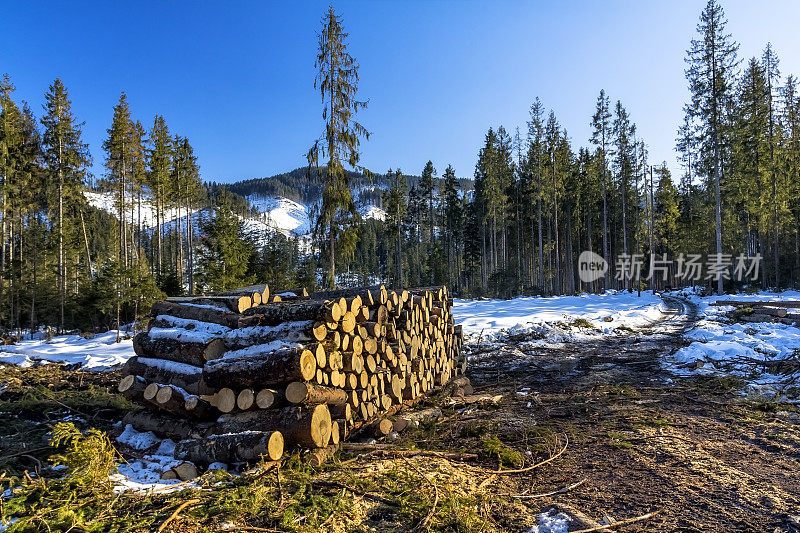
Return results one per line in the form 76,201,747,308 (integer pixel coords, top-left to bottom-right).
118,283,465,467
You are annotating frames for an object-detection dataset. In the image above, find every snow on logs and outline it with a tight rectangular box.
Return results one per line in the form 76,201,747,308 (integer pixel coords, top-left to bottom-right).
117,283,465,467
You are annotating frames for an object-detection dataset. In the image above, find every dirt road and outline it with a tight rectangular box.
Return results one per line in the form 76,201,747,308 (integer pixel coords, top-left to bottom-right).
462,295,800,532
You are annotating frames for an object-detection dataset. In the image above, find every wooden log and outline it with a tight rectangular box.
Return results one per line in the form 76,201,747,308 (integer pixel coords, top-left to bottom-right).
752,306,788,317
173,461,199,481
203,347,317,389
342,352,364,373
339,311,356,334
150,301,241,329
310,285,385,305
307,443,339,467
369,306,389,325
224,320,320,349
371,418,393,437
255,388,285,409
167,295,252,313
175,430,284,465
330,403,352,421
218,284,270,301
122,411,211,441
214,405,332,448
329,420,341,446
286,382,348,406
712,300,800,308
273,287,309,298
122,356,207,395
155,384,215,419
184,395,216,419
133,332,226,367
242,300,342,324
236,388,255,410
215,388,238,413
118,375,149,402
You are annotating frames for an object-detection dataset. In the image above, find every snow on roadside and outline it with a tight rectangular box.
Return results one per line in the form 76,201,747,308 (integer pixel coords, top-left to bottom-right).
664,289,800,401
453,290,667,347
0,330,135,371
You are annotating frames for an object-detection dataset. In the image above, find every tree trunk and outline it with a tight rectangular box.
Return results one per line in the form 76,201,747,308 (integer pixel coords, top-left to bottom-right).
214,404,331,449
175,430,284,465
133,332,226,367
203,347,317,389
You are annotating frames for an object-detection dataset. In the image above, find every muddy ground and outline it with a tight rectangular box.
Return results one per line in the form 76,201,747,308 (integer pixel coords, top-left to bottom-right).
1,297,799,532
460,296,800,532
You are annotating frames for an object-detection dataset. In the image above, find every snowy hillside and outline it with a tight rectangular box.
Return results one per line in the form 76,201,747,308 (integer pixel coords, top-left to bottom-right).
85,191,200,231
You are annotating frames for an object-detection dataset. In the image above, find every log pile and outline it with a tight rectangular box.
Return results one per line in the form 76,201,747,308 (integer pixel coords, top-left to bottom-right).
118,283,465,468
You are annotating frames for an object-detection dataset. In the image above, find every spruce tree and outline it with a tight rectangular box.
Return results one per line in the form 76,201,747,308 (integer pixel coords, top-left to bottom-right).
683,0,739,293
590,90,612,288
383,168,407,285
307,5,369,288
40,79,90,331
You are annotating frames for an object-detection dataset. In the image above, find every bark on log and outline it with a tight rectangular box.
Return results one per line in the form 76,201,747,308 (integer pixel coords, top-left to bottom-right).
285,382,348,406
214,404,332,448
242,300,342,324
155,384,215,420
122,411,211,441
118,375,149,402
133,332,226,367
218,284,270,302
122,356,207,395
307,444,339,467
151,300,241,328
166,295,252,313
203,347,317,389
175,430,284,465
223,320,317,349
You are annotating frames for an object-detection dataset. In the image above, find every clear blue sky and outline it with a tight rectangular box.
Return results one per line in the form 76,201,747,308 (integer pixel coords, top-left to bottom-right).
4,1,800,183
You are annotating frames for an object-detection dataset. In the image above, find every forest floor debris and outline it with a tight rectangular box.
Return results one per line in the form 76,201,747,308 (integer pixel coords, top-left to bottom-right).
1,293,799,531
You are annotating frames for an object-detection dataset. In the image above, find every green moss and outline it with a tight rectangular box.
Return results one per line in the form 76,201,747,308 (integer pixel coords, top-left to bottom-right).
570,318,598,330
482,435,523,467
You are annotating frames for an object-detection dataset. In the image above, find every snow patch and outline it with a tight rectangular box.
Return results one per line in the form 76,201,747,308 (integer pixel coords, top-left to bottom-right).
0,330,134,370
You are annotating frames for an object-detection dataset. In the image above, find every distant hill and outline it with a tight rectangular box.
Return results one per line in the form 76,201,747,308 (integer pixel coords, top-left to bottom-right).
221,167,474,207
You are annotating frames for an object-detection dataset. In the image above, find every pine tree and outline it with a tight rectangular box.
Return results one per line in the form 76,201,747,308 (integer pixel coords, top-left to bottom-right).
683,0,739,293
590,90,612,288
147,115,172,279
41,79,90,331
197,191,254,292
383,168,406,285
762,43,782,288
307,5,369,288
440,164,461,288
527,99,546,291
419,160,436,283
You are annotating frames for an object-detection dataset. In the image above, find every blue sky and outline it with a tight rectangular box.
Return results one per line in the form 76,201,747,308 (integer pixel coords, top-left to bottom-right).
4,1,800,183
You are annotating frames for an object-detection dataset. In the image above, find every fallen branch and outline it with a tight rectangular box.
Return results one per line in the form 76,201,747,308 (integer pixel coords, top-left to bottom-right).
570,510,661,532
491,434,568,475
311,480,399,507
402,457,439,532
341,443,478,462
511,477,588,499
157,498,201,532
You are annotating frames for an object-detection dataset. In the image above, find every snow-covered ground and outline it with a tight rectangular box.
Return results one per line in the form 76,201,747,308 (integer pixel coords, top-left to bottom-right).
111,424,213,493
454,290,667,345
663,289,800,401
0,330,134,370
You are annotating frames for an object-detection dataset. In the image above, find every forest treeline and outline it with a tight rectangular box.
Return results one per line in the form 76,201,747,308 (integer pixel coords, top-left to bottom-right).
338,0,800,298
0,80,315,334
2,0,798,333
